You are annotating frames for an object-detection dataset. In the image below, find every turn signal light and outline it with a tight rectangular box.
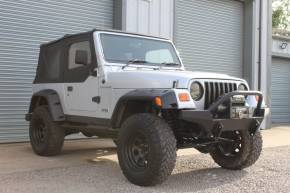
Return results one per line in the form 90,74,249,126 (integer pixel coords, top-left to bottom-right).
178,93,190,102
155,96,162,107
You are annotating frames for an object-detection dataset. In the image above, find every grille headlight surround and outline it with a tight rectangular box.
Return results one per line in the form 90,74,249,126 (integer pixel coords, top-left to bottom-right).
238,83,248,91
190,81,203,101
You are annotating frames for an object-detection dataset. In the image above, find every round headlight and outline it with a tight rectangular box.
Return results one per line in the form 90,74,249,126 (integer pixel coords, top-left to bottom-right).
190,82,203,100
238,83,248,91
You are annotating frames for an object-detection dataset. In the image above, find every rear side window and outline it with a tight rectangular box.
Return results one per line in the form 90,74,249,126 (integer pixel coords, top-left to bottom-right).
45,45,61,80
34,42,63,83
68,41,91,69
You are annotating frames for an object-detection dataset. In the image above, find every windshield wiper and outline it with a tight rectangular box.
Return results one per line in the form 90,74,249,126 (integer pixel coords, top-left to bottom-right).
161,62,180,66
128,59,148,64
122,60,178,69
122,59,148,69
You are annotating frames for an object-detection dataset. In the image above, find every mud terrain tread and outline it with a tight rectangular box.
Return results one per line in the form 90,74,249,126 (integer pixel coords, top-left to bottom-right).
117,113,177,186
210,130,262,170
240,131,263,169
29,106,65,156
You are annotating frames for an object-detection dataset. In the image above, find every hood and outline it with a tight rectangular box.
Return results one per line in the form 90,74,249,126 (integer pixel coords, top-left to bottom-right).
105,69,244,89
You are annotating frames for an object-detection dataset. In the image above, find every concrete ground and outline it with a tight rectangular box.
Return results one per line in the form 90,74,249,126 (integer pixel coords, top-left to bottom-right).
0,125,290,193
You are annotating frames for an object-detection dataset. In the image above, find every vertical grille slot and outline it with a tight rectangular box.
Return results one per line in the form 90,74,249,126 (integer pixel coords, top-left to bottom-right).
220,83,224,95
229,83,233,92
204,81,237,109
204,82,210,109
225,83,229,93
233,84,237,90
215,82,220,100
210,82,215,105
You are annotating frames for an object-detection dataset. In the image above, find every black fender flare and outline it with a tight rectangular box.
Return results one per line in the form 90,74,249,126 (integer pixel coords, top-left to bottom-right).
111,89,178,128
27,89,65,122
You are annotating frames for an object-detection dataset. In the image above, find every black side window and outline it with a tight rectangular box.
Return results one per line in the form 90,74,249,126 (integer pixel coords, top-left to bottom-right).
68,41,91,69
64,38,96,83
45,45,61,80
34,42,63,83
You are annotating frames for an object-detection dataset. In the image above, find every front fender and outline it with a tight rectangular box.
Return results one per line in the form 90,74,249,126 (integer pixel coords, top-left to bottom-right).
111,89,196,128
115,89,196,110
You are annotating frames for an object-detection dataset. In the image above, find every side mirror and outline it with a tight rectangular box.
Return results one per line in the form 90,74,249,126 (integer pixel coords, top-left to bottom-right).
75,50,88,66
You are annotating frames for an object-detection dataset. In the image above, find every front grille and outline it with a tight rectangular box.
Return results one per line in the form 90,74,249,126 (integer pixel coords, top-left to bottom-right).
204,81,237,109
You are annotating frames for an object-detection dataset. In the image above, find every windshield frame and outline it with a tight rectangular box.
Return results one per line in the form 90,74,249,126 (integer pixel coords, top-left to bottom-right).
97,31,183,69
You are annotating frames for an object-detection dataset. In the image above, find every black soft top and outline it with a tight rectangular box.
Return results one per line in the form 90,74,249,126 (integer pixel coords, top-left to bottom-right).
35,29,169,84
41,28,169,47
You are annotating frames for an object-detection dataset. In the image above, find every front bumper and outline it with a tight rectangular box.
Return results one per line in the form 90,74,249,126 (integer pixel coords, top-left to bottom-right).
179,91,265,133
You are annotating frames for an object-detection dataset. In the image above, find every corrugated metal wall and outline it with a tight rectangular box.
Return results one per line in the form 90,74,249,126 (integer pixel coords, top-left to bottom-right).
0,0,113,142
174,0,244,77
123,0,174,39
271,57,290,123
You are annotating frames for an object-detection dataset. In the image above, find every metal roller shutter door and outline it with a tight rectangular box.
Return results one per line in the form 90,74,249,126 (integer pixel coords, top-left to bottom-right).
174,0,244,77
271,57,290,123
0,0,113,142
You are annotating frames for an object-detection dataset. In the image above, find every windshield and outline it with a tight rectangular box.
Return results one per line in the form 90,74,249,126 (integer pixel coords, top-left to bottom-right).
100,33,181,66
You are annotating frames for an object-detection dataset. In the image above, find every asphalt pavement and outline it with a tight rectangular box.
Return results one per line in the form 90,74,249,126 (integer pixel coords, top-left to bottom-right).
0,125,290,193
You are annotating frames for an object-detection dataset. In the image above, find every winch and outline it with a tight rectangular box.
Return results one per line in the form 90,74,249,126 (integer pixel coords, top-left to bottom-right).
230,95,250,119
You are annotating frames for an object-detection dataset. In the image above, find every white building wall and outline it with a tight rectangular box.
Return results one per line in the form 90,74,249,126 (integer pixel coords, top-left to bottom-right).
254,0,261,90
272,36,290,56
122,0,174,39
260,0,272,128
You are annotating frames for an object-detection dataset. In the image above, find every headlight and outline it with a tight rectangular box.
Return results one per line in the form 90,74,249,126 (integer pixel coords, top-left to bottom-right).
190,82,203,100
238,83,248,91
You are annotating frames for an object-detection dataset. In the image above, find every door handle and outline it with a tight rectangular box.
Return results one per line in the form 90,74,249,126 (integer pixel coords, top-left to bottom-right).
92,96,101,104
67,86,73,92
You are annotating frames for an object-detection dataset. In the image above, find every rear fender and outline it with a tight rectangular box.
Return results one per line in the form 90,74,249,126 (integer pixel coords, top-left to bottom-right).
27,89,65,121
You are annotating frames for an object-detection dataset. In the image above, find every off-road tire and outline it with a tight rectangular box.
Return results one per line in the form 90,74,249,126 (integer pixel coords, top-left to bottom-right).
117,113,177,186
210,130,262,170
29,106,65,156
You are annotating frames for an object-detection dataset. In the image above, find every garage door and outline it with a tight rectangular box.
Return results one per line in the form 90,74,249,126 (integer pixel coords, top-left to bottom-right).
272,57,290,123
0,0,113,142
175,0,244,77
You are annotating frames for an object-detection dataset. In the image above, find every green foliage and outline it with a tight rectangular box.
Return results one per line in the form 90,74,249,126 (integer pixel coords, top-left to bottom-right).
272,0,290,35
272,7,284,28
272,0,290,30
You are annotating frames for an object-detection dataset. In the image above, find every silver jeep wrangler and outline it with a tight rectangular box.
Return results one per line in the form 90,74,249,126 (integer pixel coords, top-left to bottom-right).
26,29,265,186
